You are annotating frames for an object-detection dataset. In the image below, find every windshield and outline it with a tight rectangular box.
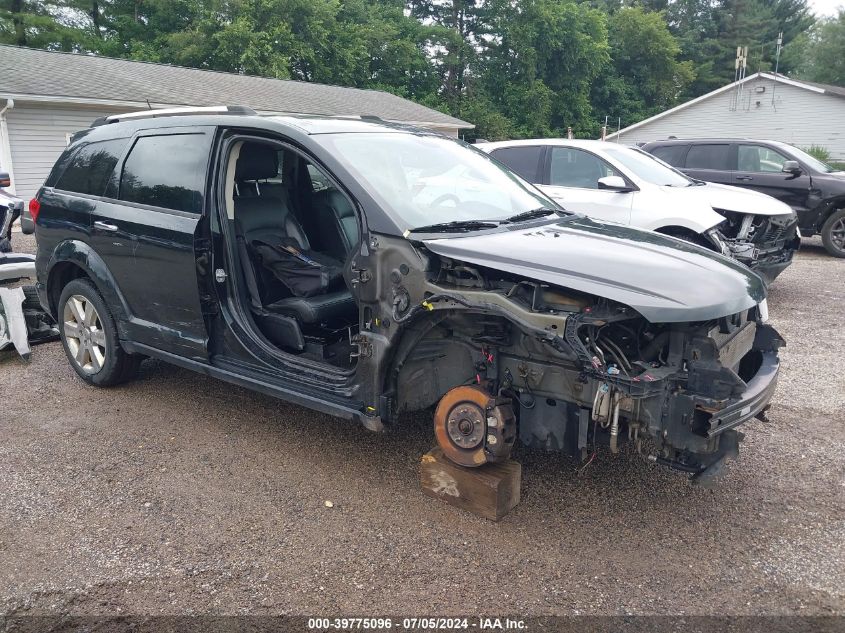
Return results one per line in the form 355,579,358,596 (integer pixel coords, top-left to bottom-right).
603,146,693,187
784,145,837,173
316,133,557,230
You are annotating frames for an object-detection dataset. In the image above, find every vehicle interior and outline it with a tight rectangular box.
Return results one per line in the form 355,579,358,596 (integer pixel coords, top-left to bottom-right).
222,139,360,367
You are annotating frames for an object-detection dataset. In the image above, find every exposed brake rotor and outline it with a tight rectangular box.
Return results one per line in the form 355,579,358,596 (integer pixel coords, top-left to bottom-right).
433,385,516,467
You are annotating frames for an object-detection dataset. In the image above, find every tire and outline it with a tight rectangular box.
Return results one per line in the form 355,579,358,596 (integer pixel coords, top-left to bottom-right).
658,228,715,251
821,208,845,258
57,278,141,386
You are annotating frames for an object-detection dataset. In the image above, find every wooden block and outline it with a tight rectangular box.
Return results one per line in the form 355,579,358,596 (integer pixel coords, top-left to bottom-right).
420,447,521,521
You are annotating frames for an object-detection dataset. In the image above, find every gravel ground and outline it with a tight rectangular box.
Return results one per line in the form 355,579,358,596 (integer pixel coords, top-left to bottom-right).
2,232,844,617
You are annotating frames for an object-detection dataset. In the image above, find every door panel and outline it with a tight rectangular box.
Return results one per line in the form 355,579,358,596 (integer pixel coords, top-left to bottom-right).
540,184,634,223
733,144,812,212
89,199,208,358
88,128,214,360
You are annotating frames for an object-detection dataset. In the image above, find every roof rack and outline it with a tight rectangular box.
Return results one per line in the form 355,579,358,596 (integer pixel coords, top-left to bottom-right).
91,105,257,127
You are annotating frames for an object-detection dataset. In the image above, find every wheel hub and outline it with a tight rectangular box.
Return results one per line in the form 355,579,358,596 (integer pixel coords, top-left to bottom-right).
446,404,485,449
433,385,517,467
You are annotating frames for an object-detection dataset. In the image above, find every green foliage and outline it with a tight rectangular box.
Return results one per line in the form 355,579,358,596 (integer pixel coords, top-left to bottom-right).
802,144,832,163
0,0,821,140
792,11,845,86
592,7,695,126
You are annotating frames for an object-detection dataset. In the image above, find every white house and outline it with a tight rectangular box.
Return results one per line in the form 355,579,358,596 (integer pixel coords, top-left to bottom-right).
0,45,473,201
607,72,845,161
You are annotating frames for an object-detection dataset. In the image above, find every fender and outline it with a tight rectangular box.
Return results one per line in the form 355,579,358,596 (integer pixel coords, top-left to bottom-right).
643,212,724,235
45,239,134,336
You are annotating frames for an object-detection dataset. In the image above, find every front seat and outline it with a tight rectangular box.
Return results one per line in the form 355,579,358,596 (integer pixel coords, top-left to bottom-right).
233,150,357,349
312,189,360,261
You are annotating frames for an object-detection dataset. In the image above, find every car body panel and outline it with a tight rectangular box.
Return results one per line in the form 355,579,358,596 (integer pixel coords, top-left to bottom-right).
423,216,766,323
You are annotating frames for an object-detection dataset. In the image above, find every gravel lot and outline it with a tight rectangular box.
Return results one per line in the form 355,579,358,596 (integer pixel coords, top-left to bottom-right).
2,232,844,617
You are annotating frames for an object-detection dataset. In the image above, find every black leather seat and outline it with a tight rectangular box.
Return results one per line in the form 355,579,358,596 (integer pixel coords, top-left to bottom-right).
233,146,357,335
312,189,360,261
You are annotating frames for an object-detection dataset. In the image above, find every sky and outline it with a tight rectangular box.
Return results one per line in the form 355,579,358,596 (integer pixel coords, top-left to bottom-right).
809,0,843,17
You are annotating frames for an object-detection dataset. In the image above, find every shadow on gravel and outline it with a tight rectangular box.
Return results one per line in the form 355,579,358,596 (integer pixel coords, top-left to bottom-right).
126,356,727,532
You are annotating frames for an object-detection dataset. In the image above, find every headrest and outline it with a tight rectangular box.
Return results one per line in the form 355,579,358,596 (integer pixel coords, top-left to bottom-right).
236,145,279,181
315,189,354,219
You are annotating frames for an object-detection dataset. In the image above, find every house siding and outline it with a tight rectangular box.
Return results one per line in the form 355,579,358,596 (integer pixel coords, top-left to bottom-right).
611,77,845,161
6,102,143,200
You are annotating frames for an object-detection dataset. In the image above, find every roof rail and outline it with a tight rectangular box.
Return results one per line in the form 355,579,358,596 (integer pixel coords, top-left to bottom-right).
91,105,257,127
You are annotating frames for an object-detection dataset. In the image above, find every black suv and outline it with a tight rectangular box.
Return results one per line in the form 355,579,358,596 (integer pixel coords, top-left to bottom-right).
642,138,845,257
33,107,783,484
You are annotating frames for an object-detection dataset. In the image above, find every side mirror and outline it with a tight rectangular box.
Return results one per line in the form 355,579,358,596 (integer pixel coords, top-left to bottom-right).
597,175,632,192
0,171,10,188
782,160,801,174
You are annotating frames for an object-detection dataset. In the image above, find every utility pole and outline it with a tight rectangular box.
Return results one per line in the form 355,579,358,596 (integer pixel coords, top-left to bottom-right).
772,32,783,106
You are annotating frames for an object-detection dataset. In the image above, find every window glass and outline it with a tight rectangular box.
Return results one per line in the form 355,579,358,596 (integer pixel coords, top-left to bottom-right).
737,145,790,172
315,133,556,230
119,134,210,213
490,146,543,182
685,144,730,170
549,147,621,189
650,145,688,167
784,145,835,173
54,138,128,196
603,146,691,187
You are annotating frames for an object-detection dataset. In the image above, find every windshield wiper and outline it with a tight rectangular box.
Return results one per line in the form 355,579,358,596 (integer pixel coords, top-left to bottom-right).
503,207,560,223
408,219,501,234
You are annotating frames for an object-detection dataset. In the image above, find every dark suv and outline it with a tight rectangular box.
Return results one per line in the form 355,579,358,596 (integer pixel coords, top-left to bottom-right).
642,138,845,257
32,107,783,484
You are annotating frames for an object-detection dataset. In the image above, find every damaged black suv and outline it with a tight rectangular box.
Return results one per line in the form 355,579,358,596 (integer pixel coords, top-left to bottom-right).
33,107,784,484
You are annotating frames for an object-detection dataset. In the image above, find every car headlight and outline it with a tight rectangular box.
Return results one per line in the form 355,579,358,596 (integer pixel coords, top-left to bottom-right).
758,298,769,323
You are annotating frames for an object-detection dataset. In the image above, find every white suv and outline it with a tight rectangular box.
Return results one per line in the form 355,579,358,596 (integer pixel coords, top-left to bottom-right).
477,139,800,282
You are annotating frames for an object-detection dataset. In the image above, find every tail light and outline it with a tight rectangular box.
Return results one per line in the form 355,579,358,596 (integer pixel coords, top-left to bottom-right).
29,198,41,222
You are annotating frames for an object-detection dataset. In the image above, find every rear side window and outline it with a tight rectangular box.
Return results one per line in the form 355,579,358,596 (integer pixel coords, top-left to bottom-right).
650,145,688,167
685,144,730,170
119,134,211,213
54,138,128,196
490,146,543,182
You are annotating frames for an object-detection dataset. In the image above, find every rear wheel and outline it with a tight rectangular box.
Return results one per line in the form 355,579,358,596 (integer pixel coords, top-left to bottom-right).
821,209,845,258
58,278,141,386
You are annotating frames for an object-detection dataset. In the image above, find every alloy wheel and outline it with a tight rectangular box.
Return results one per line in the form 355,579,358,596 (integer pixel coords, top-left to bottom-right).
830,217,845,253
63,294,107,374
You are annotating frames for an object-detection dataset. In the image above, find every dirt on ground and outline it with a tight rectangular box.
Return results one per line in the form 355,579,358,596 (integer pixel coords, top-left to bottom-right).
1,232,844,617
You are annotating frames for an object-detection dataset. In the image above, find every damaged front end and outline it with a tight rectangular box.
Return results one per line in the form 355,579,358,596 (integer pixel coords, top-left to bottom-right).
706,210,801,283
372,224,783,485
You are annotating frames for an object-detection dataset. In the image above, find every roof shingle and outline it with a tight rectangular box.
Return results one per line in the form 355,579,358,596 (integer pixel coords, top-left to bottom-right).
0,44,472,128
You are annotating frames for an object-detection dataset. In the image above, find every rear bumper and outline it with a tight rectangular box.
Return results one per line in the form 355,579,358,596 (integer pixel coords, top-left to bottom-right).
707,349,779,437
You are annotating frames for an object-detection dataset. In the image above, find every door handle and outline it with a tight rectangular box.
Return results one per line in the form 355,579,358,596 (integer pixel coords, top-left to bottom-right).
94,221,118,232
736,176,754,181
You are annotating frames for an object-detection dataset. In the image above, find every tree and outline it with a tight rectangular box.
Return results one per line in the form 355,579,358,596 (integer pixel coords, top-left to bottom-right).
594,7,694,126
793,11,845,85
479,0,610,138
